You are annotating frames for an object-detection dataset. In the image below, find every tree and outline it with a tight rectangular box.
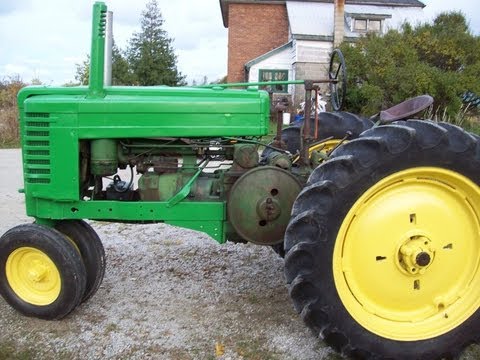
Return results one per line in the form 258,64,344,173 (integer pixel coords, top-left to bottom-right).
111,42,135,85
75,56,90,85
74,42,135,86
126,0,186,86
339,12,480,118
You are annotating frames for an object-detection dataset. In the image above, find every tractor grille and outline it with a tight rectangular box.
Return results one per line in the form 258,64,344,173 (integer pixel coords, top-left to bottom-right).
24,113,52,184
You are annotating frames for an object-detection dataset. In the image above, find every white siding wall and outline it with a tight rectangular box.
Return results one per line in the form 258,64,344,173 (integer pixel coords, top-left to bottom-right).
295,40,333,64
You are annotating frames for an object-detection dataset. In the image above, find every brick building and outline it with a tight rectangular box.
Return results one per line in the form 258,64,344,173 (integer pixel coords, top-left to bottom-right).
220,0,426,106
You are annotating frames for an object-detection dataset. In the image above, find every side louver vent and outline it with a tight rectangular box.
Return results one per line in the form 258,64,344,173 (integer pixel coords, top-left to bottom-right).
24,113,51,184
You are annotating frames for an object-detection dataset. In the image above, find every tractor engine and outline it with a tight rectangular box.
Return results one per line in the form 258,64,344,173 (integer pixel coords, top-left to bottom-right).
82,137,298,246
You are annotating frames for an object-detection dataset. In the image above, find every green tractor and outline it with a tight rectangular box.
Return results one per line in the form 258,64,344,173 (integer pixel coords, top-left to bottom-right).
2,2,480,359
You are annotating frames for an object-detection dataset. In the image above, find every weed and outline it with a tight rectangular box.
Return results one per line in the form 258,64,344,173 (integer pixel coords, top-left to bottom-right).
0,77,24,148
104,322,119,334
425,103,480,135
235,337,279,360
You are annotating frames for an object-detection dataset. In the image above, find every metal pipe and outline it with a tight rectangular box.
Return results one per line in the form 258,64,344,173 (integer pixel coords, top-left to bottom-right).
104,11,113,86
300,87,313,165
199,80,305,88
314,89,319,139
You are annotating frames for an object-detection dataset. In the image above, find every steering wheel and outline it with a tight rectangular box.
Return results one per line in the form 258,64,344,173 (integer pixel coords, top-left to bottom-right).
328,49,347,111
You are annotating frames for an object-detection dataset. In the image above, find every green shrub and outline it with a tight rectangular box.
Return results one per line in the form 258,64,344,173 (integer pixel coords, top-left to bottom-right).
340,12,480,121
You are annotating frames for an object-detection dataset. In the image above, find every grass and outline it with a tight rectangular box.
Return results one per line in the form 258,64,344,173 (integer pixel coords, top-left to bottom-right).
0,340,87,360
0,342,33,360
424,104,480,135
234,337,279,360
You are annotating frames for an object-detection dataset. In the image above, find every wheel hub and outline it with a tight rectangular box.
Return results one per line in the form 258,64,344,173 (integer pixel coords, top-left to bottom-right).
257,197,281,221
399,236,435,275
27,260,49,282
6,247,61,306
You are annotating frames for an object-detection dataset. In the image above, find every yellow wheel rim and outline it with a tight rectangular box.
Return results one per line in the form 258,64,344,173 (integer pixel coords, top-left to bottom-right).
293,139,343,164
308,139,341,154
6,247,61,306
333,167,480,341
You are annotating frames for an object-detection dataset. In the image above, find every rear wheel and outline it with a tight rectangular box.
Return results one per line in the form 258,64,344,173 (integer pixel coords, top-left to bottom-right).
0,224,86,319
284,121,480,359
55,220,105,303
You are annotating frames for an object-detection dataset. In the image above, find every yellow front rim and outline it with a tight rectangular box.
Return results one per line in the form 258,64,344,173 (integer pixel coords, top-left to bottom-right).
6,247,61,306
333,167,480,341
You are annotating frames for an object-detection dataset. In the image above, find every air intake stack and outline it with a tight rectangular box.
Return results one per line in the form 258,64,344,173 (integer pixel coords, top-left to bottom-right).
88,2,107,98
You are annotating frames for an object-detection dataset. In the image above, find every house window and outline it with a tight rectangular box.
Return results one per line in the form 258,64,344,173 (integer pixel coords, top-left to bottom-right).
354,19,367,31
369,20,381,32
353,18,384,33
259,69,288,93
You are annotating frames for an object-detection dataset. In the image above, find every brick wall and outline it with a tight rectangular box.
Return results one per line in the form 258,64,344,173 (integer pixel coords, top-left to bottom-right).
227,3,289,82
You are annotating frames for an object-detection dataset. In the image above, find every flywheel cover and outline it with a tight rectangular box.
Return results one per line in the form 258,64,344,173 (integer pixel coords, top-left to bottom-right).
227,166,302,245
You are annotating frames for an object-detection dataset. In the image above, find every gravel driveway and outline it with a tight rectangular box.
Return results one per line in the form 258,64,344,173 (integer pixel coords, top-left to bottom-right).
2,149,479,360
0,149,333,360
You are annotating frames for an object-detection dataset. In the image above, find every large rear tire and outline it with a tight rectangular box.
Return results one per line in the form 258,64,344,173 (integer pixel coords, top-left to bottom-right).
284,120,480,359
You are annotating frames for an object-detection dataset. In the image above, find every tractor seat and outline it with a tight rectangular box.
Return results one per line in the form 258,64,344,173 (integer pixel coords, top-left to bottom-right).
379,95,434,123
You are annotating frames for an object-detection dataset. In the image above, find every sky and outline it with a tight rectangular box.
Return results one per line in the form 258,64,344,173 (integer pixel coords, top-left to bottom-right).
0,0,478,86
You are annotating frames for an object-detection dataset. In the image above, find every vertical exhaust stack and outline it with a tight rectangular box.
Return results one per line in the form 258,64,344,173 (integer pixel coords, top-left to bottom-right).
333,0,345,48
104,11,113,87
88,2,107,98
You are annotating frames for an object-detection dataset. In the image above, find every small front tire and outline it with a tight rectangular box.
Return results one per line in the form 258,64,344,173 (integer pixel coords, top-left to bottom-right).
55,220,105,303
0,223,86,320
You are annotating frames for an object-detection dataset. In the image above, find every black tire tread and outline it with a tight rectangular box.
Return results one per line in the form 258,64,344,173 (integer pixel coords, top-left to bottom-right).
55,220,106,303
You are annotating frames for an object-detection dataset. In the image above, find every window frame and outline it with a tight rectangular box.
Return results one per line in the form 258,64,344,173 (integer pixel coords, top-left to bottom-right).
258,69,289,94
348,12,391,34
353,18,384,33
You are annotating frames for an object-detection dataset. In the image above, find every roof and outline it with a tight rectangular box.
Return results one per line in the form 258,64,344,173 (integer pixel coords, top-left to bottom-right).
245,41,293,69
220,0,425,27
288,1,399,39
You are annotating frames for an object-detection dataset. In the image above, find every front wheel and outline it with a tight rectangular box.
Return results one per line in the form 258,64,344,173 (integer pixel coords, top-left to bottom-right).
284,120,480,359
0,224,86,319
55,220,105,303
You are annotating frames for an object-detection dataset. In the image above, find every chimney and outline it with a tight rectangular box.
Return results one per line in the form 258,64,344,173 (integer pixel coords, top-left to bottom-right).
333,0,345,47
